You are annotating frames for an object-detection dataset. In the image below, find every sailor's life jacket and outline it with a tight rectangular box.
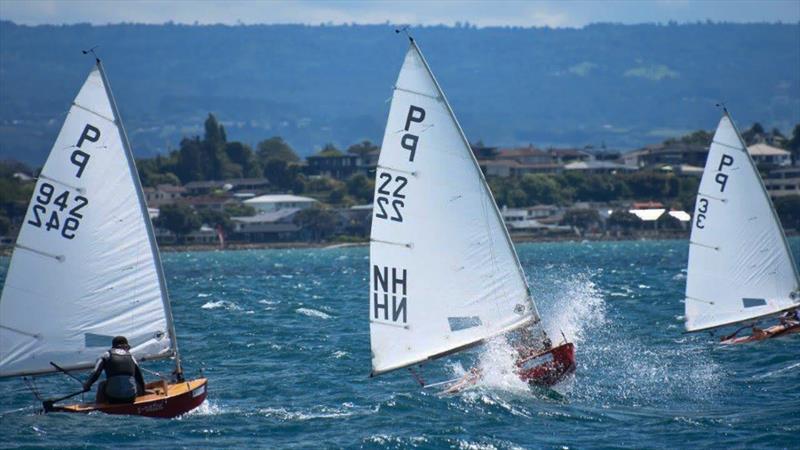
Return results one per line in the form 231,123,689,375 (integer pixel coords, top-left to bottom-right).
82,347,146,403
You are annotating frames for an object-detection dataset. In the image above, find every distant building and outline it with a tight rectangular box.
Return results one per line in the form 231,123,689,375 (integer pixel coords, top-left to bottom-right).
144,184,186,207
501,205,567,232
178,194,239,212
564,160,637,174
623,143,708,168
495,146,552,165
306,150,378,179
184,178,270,196
763,166,800,198
231,209,303,242
244,194,317,213
338,204,373,236
548,148,592,164
747,144,791,168
479,160,562,178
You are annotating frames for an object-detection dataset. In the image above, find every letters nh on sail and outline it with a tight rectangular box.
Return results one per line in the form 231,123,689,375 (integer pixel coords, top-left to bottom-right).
372,265,407,324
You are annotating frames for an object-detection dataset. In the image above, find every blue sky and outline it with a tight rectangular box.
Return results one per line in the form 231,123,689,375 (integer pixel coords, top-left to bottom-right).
1,0,798,27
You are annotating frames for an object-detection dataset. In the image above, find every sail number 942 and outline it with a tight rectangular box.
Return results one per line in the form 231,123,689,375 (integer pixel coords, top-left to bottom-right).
27,182,88,239
375,172,407,222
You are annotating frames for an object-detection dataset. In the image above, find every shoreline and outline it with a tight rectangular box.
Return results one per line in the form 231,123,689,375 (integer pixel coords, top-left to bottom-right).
2,230,796,256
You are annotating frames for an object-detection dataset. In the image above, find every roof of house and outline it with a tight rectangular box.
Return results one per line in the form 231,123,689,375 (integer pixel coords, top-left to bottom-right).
747,143,790,157
629,208,666,221
495,146,549,158
668,210,691,222
244,194,318,205
232,208,301,224
564,161,635,171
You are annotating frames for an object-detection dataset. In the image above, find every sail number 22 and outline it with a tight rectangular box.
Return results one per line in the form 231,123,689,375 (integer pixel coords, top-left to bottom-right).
27,182,88,239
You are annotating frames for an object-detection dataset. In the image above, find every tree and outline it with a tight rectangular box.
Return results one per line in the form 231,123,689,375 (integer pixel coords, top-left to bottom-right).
256,137,300,164
329,186,347,204
561,208,601,230
346,140,378,157
318,144,343,157
0,214,10,236
198,208,233,234
225,142,261,178
294,206,338,241
787,124,800,164
607,210,641,230
263,159,300,190
742,122,765,144
346,173,373,203
519,174,564,205
155,204,200,243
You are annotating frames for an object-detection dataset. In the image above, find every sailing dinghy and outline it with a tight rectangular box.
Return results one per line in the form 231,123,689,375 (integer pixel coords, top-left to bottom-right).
368,37,575,392
684,109,800,344
0,57,207,417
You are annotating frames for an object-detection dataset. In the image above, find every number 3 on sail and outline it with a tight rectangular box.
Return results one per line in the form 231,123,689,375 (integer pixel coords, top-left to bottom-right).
0,56,207,418
368,36,575,392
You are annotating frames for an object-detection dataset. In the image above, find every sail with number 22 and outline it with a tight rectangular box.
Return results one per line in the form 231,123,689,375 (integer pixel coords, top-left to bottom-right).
0,56,207,417
368,37,575,390
684,109,800,344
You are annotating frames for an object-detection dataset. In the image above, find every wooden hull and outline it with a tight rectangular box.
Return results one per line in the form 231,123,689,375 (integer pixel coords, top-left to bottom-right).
721,322,800,345
49,378,207,418
516,343,576,386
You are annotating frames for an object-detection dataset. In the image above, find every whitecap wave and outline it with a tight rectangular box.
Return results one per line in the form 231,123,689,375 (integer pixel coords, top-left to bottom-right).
201,300,241,310
296,307,331,319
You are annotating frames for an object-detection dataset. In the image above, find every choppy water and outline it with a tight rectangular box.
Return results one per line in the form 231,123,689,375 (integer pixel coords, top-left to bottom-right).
1,239,798,449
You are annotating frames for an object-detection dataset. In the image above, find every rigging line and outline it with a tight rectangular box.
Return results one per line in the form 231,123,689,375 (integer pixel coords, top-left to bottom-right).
689,241,720,251
697,192,728,203
0,324,41,339
14,244,65,262
377,164,417,177
37,173,85,194
71,101,115,124
393,86,441,101
370,238,413,249
685,295,715,305
711,140,746,153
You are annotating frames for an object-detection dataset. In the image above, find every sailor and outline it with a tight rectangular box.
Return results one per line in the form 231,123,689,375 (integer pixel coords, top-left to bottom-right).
780,308,800,325
82,336,146,404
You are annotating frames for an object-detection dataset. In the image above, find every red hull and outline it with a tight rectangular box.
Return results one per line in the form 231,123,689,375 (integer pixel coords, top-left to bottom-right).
516,343,575,386
51,378,207,419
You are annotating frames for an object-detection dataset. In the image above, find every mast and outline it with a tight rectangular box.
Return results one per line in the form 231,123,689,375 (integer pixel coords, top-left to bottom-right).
408,38,541,322
94,58,182,377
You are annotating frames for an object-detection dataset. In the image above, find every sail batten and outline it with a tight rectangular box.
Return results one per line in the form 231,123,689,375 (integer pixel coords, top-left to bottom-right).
369,40,538,375
684,111,800,332
0,62,174,377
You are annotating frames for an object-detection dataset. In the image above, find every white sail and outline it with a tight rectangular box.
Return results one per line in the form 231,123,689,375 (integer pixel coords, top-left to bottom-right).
0,62,176,377
369,40,537,376
685,112,800,332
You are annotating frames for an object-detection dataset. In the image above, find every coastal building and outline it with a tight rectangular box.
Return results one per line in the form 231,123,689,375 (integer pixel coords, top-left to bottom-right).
178,194,239,212
144,184,186,207
231,208,303,242
478,160,563,177
623,143,708,168
763,166,800,198
747,144,792,168
305,150,379,179
495,146,552,165
184,178,270,196
564,160,637,174
244,194,317,213
549,148,592,164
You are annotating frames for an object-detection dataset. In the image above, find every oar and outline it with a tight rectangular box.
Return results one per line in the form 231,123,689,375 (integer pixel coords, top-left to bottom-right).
42,389,85,412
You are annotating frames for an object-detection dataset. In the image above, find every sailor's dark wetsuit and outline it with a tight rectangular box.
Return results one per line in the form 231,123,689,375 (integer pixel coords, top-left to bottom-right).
84,348,146,403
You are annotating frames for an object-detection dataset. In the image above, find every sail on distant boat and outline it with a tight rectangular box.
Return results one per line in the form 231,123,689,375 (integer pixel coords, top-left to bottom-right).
684,109,800,343
0,56,207,417
368,36,574,388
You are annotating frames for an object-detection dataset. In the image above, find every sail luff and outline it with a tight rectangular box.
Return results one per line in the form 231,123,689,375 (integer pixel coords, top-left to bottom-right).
94,60,182,375
408,39,539,321
724,109,800,287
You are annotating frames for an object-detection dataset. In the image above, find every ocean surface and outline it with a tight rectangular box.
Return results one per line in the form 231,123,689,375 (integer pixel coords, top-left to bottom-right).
1,239,798,449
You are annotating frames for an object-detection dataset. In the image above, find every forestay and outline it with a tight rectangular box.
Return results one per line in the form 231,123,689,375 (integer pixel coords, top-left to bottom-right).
685,112,800,332
369,40,537,376
0,62,176,377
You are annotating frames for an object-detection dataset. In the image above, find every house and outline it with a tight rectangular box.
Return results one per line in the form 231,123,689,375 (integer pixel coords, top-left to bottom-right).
305,150,379,179
564,160,637,174
184,178,270,196
337,204,373,236
763,167,800,198
495,146,552,165
244,194,317,213
178,194,239,212
478,160,563,178
747,144,792,168
623,143,708,168
143,184,186,207
231,208,303,242
549,148,592,164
